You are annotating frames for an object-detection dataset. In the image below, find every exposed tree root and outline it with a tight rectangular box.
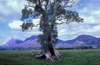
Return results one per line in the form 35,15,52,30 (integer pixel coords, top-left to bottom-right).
31,48,62,63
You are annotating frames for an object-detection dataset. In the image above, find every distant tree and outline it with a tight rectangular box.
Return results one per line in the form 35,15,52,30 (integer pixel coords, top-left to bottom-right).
0,48,6,50
19,48,21,50
88,46,93,49
97,46,99,49
81,46,89,49
12,48,15,50
20,0,83,62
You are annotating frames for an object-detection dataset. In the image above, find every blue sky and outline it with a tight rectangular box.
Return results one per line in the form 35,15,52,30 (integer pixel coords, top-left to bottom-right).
0,0,100,45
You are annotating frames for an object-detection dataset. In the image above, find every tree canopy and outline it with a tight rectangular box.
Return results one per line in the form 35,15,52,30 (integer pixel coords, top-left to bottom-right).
21,0,83,22
20,0,83,47
20,0,84,61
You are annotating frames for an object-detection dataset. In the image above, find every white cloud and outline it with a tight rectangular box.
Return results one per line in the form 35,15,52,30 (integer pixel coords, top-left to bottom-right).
80,15,99,24
8,18,40,30
32,18,40,25
0,0,27,15
92,25,100,32
56,3,100,40
78,7,100,24
92,10,100,15
8,21,23,30
0,35,11,45
1,37,11,45
57,20,100,41
0,0,27,23
8,18,42,41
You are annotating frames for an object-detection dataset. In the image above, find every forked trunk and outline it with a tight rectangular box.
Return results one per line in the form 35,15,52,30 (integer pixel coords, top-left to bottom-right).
31,18,62,63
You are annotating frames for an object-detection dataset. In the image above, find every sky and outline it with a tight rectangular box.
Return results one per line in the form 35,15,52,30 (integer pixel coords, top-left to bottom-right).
0,0,100,45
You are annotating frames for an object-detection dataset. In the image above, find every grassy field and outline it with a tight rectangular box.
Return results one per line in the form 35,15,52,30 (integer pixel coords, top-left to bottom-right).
0,49,100,65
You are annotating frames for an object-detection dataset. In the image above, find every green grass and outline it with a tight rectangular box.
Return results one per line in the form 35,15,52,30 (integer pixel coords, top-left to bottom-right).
0,49,100,65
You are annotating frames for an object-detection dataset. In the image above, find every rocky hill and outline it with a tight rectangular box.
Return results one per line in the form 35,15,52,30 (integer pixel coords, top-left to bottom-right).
1,35,100,48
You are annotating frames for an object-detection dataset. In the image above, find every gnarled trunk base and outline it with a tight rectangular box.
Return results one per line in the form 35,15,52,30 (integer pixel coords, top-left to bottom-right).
31,47,62,63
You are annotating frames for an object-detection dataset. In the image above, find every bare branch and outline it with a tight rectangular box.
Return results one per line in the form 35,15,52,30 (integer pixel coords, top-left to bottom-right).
53,0,58,15
60,0,79,8
27,0,30,6
50,0,59,21
23,0,35,8
23,4,35,8
56,21,70,27
64,2,75,7
38,0,41,6
34,23,40,27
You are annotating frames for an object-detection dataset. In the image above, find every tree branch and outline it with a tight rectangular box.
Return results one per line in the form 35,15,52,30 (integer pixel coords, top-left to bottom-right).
53,0,59,16
34,23,40,27
50,0,59,21
23,4,35,8
63,0,79,8
45,0,49,11
58,0,79,9
56,21,70,27
24,0,35,8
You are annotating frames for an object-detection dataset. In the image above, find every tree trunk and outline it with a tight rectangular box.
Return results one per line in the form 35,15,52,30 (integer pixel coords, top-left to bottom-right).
32,44,62,63
31,18,62,63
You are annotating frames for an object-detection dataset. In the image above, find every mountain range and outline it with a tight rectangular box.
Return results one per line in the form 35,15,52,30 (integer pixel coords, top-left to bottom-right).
0,35,100,48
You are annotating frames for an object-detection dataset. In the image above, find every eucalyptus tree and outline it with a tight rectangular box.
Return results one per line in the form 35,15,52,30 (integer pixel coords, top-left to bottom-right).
20,0,83,62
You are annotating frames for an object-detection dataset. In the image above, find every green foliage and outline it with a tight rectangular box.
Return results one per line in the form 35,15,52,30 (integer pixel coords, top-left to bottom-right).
65,11,83,22
20,22,34,31
20,0,84,50
74,46,93,49
21,7,33,21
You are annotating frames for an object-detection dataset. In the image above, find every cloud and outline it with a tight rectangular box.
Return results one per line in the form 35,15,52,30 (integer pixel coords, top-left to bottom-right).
8,18,40,30
0,0,27,23
8,18,42,41
8,8,100,41
57,22,100,41
8,21,23,30
0,0,27,15
79,11,100,24
55,0,100,41
2,37,11,45
0,35,11,45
